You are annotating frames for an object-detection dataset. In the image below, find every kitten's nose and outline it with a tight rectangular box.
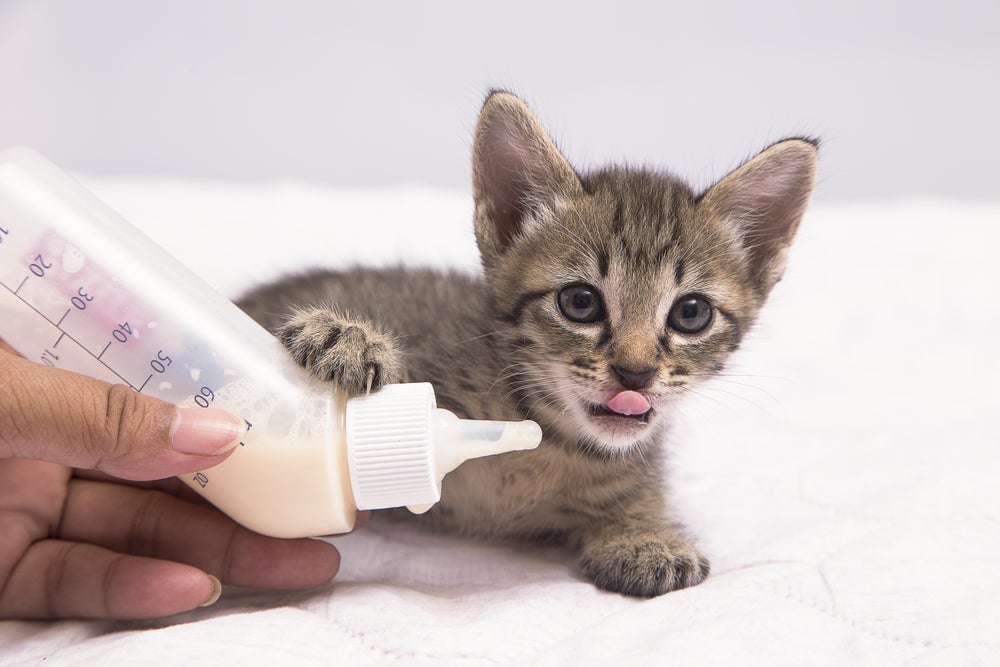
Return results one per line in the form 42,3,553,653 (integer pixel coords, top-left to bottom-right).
611,365,657,390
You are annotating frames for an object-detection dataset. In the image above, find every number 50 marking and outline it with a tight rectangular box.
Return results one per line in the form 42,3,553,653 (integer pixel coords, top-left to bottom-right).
150,350,172,373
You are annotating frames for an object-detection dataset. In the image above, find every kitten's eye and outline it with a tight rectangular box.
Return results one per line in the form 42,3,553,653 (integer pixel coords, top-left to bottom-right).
557,284,605,323
667,295,713,334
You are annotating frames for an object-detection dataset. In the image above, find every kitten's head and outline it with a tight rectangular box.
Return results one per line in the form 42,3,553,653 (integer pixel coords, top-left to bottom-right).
472,91,817,454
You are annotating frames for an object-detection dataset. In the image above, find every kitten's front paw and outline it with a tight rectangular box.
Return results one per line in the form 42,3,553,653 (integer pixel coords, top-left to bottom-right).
277,307,403,394
579,531,709,598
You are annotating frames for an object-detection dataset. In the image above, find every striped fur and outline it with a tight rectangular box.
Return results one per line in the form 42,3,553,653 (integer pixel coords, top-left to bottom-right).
238,92,817,597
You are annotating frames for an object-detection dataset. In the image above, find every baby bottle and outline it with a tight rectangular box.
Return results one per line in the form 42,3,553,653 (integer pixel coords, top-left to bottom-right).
0,147,541,538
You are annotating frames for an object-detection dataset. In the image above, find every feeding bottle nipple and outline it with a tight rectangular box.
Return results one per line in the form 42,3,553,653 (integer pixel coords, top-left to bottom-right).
432,412,542,477
345,383,542,515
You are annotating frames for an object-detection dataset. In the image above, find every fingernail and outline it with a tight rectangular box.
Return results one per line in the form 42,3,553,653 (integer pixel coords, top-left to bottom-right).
170,407,246,456
199,575,223,607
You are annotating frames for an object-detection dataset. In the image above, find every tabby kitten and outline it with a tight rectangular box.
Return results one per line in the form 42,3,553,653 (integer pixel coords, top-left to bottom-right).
238,91,818,597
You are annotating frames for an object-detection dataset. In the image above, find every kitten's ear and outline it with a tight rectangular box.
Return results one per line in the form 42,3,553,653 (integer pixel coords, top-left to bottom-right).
700,138,818,291
472,91,583,258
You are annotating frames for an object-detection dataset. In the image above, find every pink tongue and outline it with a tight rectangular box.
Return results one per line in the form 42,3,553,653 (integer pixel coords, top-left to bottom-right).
606,390,651,416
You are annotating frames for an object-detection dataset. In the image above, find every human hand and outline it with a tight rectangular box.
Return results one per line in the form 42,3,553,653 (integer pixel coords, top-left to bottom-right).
0,342,353,620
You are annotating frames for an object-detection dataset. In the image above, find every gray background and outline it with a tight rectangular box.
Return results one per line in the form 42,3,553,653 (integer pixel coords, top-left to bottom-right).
1,0,997,201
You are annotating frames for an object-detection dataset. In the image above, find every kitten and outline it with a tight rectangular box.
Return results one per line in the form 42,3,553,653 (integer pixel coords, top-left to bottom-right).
238,91,818,597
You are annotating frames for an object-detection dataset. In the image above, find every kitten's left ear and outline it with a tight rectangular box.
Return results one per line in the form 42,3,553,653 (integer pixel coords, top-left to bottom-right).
699,138,818,291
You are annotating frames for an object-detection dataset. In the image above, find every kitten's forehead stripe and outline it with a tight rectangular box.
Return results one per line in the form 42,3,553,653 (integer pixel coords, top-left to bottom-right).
611,199,625,235
596,243,610,278
674,261,685,284
667,186,684,233
574,171,694,279
654,242,673,267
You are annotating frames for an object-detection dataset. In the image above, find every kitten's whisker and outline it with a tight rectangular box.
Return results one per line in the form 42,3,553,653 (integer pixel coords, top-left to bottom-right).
502,370,566,414
693,384,777,416
688,370,792,407
698,377,783,406
705,371,793,383
680,386,744,416
681,378,783,417
491,362,534,394
450,330,505,346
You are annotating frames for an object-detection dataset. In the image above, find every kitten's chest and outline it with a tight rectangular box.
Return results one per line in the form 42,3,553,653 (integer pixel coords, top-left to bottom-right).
430,442,648,539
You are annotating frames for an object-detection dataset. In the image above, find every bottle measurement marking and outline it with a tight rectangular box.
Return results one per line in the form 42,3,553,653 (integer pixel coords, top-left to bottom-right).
2,208,236,425
0,275,140,391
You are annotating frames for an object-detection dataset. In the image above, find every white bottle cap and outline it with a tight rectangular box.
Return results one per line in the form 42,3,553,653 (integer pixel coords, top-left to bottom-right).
345,383,542,513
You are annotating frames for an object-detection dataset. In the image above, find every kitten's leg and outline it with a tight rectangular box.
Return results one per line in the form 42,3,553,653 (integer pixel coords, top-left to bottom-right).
276,306,404,394
578,494,709,598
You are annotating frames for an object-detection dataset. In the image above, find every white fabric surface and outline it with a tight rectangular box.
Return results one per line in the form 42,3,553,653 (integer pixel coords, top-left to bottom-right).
0,179,997,666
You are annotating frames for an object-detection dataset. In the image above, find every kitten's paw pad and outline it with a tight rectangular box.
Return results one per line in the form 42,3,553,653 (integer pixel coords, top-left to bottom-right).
277,308,403,393
580,532,709,598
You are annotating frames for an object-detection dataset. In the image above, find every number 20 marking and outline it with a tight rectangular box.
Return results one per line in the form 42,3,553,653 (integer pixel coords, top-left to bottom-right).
29,254,53,277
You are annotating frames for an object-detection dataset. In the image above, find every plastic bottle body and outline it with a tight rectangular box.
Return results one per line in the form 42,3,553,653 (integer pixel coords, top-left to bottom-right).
0,147,542,540
0,147,363,538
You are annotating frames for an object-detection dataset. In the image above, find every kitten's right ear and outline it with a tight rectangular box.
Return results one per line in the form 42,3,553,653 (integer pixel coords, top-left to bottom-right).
472,91,583,259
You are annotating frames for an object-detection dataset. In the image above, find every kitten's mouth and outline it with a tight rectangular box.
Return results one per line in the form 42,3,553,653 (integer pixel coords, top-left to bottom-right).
586,391,654,424
586,403,652,423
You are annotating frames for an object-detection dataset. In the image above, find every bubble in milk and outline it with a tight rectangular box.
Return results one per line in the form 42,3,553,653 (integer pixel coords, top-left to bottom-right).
195,376,335,448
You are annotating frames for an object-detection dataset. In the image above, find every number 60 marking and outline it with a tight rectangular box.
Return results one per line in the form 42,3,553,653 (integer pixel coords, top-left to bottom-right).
193,386,215,408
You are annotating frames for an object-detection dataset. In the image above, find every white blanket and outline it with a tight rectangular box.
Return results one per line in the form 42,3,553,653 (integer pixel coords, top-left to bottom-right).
1,180,997,666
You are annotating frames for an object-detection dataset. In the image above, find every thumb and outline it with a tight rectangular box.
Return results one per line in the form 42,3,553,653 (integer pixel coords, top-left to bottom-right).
0,347,245,480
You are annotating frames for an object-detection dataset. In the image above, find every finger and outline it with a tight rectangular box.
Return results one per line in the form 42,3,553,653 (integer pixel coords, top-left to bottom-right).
0,458,70,524
0,348,246,480
60,479,341,590
0,538,220,620
72,468,207,503
0,460,71,595
72,471,371,522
